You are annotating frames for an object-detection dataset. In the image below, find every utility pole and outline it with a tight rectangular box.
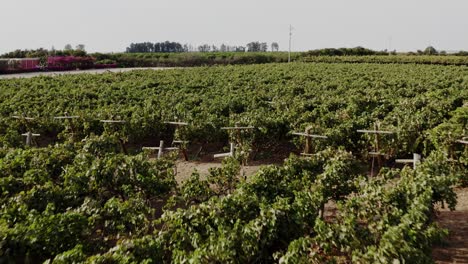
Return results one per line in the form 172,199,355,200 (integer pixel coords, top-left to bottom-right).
388,36,393,52
288,25,293,63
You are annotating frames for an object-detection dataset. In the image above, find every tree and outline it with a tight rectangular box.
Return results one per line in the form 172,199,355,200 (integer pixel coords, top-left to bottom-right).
220,44,227,52
424,46,438,55
76,44,86,51
198,44,211,52
125,41,184,53
64,44,73,51
246,42,268,52
154,43,161,52
235,46,246,52
271,42,279,52
246,42,260,52
72,49,87,57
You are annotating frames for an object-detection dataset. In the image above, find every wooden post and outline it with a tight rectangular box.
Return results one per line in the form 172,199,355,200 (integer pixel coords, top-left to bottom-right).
217,124,255,164
396,153,422,169
12,115,35,121
221,124,255,130
165,121,190,161
100,120,126,124
214,143,235,159
357,124,394,177
157,140,164,159
21,132,40,146
291,129,328,156
305,127,312,154
456,137,467,162
374,123,382,168
12,116,36,133
54,113,79,140
143,140,179,159
165,121,189,126
13,116,40,147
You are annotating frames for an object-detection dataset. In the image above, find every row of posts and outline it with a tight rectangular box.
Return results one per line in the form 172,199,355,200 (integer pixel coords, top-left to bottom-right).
292,123,466,174
9,115,467,171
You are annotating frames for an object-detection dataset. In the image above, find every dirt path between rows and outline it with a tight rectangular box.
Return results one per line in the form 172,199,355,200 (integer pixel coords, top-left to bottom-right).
433,187,468,263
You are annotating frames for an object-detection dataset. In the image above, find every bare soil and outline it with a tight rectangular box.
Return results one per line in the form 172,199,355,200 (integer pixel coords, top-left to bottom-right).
173,140,294,183
433,187,468,263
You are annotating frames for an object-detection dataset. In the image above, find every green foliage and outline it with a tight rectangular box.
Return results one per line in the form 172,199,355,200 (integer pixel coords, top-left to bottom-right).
92,51,299,67
0,138,176,262
277,156,457,263
305,46,389,56
0,63,466,158
207,157,241,195
302,55,468,66
178,171,214,205
0,62,465,262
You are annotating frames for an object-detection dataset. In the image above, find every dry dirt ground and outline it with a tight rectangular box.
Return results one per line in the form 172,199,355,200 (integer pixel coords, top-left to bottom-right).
433,187,468,263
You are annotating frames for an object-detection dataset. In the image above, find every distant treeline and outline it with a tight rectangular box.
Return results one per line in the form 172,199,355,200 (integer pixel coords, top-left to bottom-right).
125,41,279,53
3,44,468,71
301,55,468,66
126,42,185,53
93,52,298,67
305,47,391,56
0,47,87,60
304,46,468,56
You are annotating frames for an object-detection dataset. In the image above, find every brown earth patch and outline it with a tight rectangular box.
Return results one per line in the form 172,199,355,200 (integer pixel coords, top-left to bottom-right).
433,187,468,263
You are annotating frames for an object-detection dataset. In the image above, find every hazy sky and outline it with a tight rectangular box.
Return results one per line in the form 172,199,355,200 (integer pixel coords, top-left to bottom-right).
1,0,468,53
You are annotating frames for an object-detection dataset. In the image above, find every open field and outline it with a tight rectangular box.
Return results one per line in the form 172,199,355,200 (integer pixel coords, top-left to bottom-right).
0,62,466,262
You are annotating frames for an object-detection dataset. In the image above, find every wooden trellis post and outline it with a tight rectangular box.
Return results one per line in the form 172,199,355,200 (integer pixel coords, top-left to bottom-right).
357,123,394,177
291,126,328,219
213,143,235,159
13,115,40,147
221,123,255,143
456,137,468,145
292,126,328,156
214,123,255,164
143,140,179,159
395,153,422,170
100,119,128,154
456,138,468,163
100,120,126,124
12,115,35,121
446,136,467,163
165,121,189,161
21,132,40,146
54,112,79,140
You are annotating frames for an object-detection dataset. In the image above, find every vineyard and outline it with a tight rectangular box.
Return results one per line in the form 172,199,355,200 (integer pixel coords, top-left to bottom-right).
0,62,467,263
301,55,468,66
